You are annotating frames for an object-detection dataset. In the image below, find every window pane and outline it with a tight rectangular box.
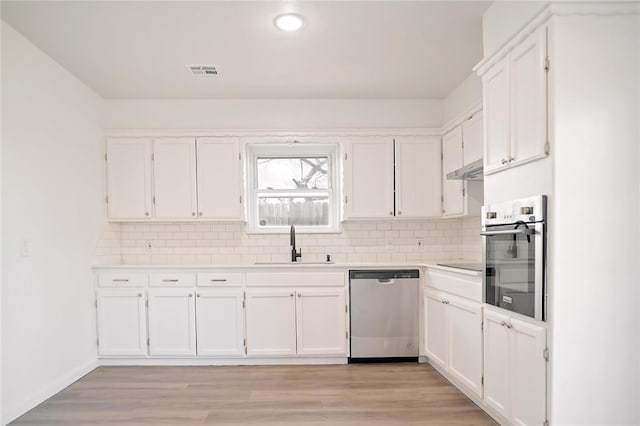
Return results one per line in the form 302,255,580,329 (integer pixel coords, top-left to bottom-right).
257,157,329,190
258,196,329,226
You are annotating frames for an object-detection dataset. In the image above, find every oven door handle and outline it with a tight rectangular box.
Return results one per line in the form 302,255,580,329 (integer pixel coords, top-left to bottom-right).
481,229,536,236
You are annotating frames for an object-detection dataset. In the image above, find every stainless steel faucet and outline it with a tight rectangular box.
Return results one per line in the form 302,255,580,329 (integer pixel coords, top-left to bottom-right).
290,225,302,262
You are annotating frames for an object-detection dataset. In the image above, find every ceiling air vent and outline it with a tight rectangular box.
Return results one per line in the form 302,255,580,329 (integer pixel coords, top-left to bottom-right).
187,65,219,76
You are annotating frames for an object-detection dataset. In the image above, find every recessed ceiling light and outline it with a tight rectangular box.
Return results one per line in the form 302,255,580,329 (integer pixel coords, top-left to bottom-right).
274,13,305,32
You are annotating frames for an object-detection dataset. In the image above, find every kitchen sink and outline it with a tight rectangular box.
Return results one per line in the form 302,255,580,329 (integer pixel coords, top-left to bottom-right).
254,261,335,265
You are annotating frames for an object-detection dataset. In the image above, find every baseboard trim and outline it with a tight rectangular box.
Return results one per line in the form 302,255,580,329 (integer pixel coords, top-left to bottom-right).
99,357,348,366
3,359,99,425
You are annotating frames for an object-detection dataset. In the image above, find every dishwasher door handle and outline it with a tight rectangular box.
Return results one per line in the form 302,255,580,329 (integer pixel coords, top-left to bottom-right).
377,278,396,284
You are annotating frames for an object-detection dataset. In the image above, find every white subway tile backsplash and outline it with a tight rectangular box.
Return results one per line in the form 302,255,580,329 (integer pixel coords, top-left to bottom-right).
93,217,483,265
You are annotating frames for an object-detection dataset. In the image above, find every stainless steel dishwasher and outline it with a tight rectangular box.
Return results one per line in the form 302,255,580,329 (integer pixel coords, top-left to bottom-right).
349,269,420,361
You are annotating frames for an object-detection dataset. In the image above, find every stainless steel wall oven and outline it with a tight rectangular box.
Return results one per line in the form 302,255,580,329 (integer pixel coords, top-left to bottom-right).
481,195,547,321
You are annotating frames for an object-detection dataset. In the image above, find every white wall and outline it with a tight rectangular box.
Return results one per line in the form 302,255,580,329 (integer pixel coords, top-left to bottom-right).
442,72,482,127
482,1,549,59
1,22,105,424
103,98,443,130
549,13,639,424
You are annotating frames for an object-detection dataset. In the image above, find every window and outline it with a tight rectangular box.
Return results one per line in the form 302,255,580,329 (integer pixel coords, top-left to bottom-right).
246,143,339,233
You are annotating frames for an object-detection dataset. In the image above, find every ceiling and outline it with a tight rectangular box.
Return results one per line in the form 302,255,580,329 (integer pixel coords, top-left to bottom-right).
1,1,490,99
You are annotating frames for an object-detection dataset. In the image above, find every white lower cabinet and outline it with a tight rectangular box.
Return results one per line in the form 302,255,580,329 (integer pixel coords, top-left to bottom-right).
483,309,547,425
245,287,347,357
195,288,245,357
245,288,297,356
96,289,147,357
148,288,197,356
424,288,482,398
296,288,347,356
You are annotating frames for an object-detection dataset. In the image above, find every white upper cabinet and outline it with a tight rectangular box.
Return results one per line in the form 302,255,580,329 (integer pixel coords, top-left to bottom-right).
106,138,153,220
152,138,198,220
482,26,548,175
484,57,511,174
343,136,441,220
395,136,441,218
343,137,395,219
196,137,243,220
462,111,484,165
441,115,483,218
442,127,464,217
510,27,547,166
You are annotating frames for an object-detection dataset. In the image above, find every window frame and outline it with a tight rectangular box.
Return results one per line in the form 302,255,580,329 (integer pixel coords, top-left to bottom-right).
245,141,341,234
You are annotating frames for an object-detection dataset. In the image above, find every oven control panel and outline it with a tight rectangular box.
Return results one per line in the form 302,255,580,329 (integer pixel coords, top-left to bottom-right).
482,195,547,226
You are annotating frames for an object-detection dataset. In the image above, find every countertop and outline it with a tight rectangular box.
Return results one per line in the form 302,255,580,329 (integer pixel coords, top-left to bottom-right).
93,262,483,276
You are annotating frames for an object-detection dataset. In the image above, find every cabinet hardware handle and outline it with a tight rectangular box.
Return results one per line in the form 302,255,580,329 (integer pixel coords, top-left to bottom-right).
398,211,402,215
138,293,142,297
506,322,513,329
501,158,508,165
198,212,203,216
389,211,393,216
290,293,294,297
192,212,196,217
162,279,179,282
112,279,129,282
189,293,193,297
196,294,200,298
210,279,228,282
500,321,507,327
508,156,515,162
297,293,301,298
145,212,150,216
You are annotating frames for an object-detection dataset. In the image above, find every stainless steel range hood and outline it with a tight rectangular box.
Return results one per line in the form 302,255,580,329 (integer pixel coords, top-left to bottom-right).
446,159,484,181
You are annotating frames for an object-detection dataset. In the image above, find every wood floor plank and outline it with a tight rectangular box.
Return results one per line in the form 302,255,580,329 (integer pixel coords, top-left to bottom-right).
11,364,496,425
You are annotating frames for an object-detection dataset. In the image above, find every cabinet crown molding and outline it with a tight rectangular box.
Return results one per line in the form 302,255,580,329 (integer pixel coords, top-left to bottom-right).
473,2,639,76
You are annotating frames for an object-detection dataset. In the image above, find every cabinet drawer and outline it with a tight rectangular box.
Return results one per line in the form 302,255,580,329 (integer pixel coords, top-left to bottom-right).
197,272,243,287
246,272,345,287
149,272,196,287
98,272,148,288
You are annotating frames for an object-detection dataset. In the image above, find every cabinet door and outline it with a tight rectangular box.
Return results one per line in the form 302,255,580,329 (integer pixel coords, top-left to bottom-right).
296,288,347,356
483,57,511,174
462,111,484,165
424,290,448,370
96,289,147,357
245,288,297,356
148,288,196,356
153,138,198,219
510,27,547,166
510,318,547,426
441,128,464,217
483,309,511,419
447,296,483,398
395,136,442,218
196,137,243,220
195,288,245,357
106,138,152,220
343,137,394,219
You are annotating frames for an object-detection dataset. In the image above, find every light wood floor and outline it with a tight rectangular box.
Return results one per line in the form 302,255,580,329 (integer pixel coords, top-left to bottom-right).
12,364,496,425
